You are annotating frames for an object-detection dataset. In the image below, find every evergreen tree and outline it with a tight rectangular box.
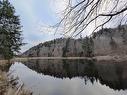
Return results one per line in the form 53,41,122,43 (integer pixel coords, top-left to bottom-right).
0,0,23,59
82,37,94,57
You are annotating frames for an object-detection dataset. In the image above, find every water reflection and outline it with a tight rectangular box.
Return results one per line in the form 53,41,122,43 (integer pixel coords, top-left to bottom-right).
8,59,127,95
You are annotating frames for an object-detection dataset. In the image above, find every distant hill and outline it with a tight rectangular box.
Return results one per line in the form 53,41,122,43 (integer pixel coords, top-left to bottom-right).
22,25,127,57
22,38,85,57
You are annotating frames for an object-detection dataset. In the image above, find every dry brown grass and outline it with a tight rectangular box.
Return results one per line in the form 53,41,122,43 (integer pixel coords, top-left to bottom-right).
0,60,32,95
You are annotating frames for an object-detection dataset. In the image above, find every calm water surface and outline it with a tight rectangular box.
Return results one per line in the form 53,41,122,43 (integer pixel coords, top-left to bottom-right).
8,59,127,95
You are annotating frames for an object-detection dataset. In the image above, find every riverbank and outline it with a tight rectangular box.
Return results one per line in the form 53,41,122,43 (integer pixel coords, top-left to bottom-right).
0,62,32,95
1,55,127,63
0,55,127,65
11,55,127,63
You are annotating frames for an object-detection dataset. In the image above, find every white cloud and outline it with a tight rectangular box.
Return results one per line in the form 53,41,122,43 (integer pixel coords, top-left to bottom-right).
50,0,69,17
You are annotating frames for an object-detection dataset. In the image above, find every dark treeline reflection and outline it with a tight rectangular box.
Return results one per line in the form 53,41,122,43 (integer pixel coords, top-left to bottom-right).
22,59,127,90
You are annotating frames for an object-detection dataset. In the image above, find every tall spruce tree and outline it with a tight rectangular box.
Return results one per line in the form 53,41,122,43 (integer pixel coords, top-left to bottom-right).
82,37,94,57
0,0,23,59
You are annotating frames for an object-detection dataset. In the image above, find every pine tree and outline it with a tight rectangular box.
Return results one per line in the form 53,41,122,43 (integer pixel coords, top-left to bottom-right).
82,37,94,57
0,0,23,59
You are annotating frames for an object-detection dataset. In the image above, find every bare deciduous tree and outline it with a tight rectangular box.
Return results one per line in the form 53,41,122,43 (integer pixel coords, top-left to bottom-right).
57,0,127,37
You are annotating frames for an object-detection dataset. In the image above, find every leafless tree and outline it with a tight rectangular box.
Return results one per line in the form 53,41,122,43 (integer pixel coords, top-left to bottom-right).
56,0,127,37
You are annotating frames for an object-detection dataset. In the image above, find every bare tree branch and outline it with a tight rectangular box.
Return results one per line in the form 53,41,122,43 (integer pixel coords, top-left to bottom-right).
57,0,127,37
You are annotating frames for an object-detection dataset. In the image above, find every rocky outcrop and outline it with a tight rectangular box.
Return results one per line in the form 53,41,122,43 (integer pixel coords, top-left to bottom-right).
93,25,127,56
22,38,84,57
22,25,127,57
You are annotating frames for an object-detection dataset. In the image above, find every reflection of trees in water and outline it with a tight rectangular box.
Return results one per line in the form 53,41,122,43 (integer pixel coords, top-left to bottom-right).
62,59,70,77
62,59,98,84
97,62,127,90
23,59,127,90
83,60,98,85
84,76,97,85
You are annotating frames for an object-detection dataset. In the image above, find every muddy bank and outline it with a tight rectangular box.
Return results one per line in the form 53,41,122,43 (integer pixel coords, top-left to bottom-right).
0,62,32,95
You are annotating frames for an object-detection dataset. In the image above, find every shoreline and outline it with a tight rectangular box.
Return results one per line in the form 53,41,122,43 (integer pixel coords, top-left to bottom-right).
0,55,127,63
0,63,32,95
11,55,127,62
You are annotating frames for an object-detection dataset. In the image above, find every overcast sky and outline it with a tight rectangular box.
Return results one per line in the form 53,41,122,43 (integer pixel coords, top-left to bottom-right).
8,0,126,53
9,0,68,52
